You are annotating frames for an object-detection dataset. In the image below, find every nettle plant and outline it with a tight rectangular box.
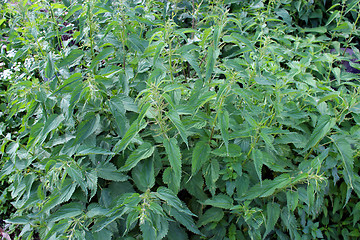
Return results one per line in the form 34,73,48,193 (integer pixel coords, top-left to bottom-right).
1,0,360,239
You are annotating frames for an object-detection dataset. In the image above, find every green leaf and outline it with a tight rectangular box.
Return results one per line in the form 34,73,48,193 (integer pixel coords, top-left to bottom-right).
75,146,114,157
58,49,84,68
97,162,128,182
325,10,340,26
192,141,211,175
44,53,55,79
29,114,65,149
140,220,157,240
90,47,114,69
264,202,280,238
345,0,360,15
205,46,216,82
167,110,188,147
197,207,224,227
252,149,263,184
156,187,194,216
304,115,335,152
49,202,84,222
64,4,83,21
301,26,327,34
212,144,242,157
332,135,354,188
132,158,155,192
73,113,100,146
163,138,182,191
242,174,292,200
203,194,233,209
218,109,229,153
120,142,155,171
66,163,86,192
166,206,202,235
180,51,202,80
114,102,150,153
286,191,299,212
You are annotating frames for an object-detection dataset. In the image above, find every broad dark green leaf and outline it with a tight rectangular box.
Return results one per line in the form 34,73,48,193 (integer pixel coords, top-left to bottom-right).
192,141,211,175
198,207,224,227
218,109,229,153
58,49,84,68
167,110,188,147
304,115,335,152
114,103,150,153
264,202,280,237
203,194,233,209
332,135,354,187
49,202,84,222
90,47,114,69
205,46,216,82
120,142,155,171
97,162,128,182
163,138,182,191
73,113,100,146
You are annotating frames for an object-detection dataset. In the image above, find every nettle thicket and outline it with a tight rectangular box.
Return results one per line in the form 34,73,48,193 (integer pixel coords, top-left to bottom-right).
1,0,360,239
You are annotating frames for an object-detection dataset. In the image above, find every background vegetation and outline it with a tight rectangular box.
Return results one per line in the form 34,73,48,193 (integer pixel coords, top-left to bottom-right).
1,0,360,239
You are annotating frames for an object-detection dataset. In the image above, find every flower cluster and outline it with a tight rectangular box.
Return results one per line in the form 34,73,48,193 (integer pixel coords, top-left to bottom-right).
24,57,35,69
6,49,16,58
11,62,21,72
0,69,12,80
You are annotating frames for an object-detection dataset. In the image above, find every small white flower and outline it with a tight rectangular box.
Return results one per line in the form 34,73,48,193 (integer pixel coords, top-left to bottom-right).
6,49,16,58
24,57,34,69
0,69,13,80
11,62,21,72
0,62,5,67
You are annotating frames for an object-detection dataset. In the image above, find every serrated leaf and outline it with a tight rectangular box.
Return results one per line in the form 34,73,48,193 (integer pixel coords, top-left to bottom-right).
326,10,340,26
166,206,202,235
97,162,128,181
49,202,84,222
197,207,224,227
156,187,194,216
90,47,114,69
167,110,188,147
132,158,155,192
76,146,114,156
212,144,242,157
218,109,229,153
73,113,100,146
181,51,202,80
192,141,211,175
252,149,263,184
163,138,181,191
140,220,157,240
120,142,155,171
28,114,65,149
205,46,216,82
58,49,84,68
304,115,335,152
66,163,86,192
332,135,354,188
264,202,280,238
45,53,55,79
203,194,233,209
345,0,360,15
114,103,150,153
286,191,299,212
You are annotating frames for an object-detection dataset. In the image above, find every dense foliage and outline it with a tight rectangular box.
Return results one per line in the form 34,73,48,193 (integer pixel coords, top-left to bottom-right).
1,0,360,239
